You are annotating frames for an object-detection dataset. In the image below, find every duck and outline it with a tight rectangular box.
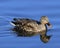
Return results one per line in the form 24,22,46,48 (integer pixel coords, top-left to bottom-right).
10,16,52,43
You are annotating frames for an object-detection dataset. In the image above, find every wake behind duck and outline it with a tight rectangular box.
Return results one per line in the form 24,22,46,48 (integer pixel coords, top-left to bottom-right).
10,16,52,43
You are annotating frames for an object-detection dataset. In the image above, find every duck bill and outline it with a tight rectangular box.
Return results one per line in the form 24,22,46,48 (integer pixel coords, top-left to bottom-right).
47,23,51,26
47,23,52,28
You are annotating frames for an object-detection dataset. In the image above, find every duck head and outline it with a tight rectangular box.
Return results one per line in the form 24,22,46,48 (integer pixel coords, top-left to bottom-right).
40,16,52,28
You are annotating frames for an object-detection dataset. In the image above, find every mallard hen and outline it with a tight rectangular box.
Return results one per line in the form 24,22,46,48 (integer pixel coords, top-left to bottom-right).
10,16,52,43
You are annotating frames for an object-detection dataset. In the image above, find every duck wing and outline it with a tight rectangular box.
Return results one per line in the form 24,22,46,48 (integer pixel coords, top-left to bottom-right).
12,26,36,37
11,18,40,32
11,18,39,36
11,18,40,26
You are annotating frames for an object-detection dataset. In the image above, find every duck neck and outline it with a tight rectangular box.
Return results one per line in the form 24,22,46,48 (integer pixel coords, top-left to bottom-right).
40,22,45,25
40,23,47,32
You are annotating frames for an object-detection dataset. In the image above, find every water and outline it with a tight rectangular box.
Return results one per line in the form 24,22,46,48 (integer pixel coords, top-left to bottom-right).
0,0,60,48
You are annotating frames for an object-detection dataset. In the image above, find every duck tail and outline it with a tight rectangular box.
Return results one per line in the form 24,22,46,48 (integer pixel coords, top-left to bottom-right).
10,21,16,26
40,35,51,43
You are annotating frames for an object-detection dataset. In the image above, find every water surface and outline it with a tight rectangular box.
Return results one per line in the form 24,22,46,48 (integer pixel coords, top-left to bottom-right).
0,0,60,48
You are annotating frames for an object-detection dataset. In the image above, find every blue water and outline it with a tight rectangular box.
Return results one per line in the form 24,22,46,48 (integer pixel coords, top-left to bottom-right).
0,0,60,48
